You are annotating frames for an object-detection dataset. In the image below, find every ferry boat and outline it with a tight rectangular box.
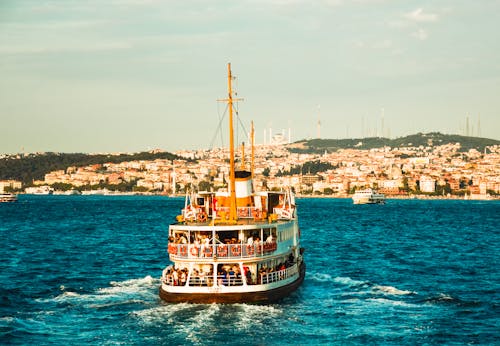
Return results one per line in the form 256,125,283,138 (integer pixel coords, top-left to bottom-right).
159,63,305,304
0,193,17,202
352,188,385,204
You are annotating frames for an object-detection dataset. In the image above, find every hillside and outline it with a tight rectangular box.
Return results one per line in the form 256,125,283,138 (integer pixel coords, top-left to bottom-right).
287,132,500,153
0,151,183,184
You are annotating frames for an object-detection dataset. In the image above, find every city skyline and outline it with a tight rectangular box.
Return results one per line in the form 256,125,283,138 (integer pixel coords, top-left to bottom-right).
1,1,499,154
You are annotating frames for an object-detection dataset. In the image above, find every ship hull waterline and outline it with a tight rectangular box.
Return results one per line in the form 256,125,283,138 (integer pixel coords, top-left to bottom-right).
159,262,305,304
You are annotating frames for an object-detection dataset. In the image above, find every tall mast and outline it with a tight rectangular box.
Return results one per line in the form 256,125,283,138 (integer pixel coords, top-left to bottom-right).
251,121,255,179
227,63,237,222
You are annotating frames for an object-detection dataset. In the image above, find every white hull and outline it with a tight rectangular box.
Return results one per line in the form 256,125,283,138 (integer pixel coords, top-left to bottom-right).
352,189,385,204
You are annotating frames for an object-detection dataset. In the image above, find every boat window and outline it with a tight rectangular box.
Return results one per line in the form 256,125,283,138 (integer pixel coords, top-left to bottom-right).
263,227,277,243
216,264,243,286
188,264,214,287
267,193,281,212
197,197,205,206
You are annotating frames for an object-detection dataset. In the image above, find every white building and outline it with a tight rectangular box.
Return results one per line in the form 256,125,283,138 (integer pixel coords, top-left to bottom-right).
419,176,436,193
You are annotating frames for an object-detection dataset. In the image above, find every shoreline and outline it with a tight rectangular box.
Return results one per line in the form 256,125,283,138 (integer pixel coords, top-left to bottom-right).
14,192,499,201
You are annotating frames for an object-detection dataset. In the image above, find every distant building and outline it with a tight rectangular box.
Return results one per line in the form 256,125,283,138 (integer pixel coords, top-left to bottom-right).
419,176,436,193
0,180,22,193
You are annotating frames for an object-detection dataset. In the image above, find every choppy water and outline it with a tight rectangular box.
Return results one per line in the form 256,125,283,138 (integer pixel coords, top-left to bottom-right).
0,196,498,345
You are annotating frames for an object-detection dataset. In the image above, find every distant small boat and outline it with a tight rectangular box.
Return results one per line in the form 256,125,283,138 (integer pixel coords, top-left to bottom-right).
0,193,17,202
24,186,54,195
352,189,385,204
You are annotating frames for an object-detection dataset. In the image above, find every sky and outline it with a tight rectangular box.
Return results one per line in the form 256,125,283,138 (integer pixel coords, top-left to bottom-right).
1,0,499,154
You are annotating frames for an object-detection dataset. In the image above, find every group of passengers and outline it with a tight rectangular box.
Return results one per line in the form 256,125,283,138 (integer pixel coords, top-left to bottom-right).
256,253,295,284
170,231,275,247
162,265,254,287
189,267,214,286
217,265,243,286
162,266,188,286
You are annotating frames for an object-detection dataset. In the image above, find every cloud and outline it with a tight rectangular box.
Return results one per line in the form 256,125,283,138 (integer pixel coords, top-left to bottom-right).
412,28,428,41
0,42,132,55
404,8,438,22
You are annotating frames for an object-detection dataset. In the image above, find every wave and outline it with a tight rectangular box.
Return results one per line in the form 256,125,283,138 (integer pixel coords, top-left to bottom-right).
333,276,369,287
132,302,194,324
308,273,369,287
372,285,416,296
35,275,159,309
97,275,157,295
420,293,482,308
232,304,283,331
310,274,415,297
365,297,420,308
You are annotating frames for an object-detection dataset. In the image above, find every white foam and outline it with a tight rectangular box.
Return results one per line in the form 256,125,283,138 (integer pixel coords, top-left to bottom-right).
365,297,420,308
310,272,334,282
36,291,81,303
333,276,368,287
36,276,159,307
232,304,283,330
372,285,415,296
436,293,453,301
133,303,195,324
98,275,157,295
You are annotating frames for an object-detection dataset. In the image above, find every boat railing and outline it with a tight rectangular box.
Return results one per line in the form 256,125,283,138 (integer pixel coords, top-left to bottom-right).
215,206,263,220
259,263,298,285
182,206,205,222
188,275,215,287
273,206,294,219
216,274,244,287
168,242,278,259
162,262,299,287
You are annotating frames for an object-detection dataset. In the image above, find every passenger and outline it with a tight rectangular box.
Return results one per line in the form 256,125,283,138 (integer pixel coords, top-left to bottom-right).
247,235,253,245
180,270,187,286
235,267,242,285
172,269,179,286
228,267,235,286
217,271,225,286
245,269,252,285
179,234,187,244
222,269,229,286
191,269,199,286
266,234,273,243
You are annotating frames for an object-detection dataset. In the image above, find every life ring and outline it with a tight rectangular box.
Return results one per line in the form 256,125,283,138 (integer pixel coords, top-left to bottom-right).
203,246,213,257
238,208,247,218
252,209,261,219
179,245,187,256
168,244,178,255
217,245,228,257
185,210,195,221
230,245,241,256
246,244,254,256
281,209,292,219
190,246,199,257
197,212,207,222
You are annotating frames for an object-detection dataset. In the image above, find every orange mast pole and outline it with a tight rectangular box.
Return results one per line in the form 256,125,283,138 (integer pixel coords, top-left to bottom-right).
251,121,255,179
227,63,237,222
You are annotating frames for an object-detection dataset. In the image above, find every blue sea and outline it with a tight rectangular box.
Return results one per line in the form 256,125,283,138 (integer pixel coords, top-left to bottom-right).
1,196,498,345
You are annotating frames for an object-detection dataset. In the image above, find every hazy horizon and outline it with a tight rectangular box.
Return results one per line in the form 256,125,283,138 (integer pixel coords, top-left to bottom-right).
1,131,498,156
1,1,499,154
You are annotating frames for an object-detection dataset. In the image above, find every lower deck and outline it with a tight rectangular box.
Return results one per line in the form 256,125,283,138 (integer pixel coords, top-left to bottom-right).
159,262,305,304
